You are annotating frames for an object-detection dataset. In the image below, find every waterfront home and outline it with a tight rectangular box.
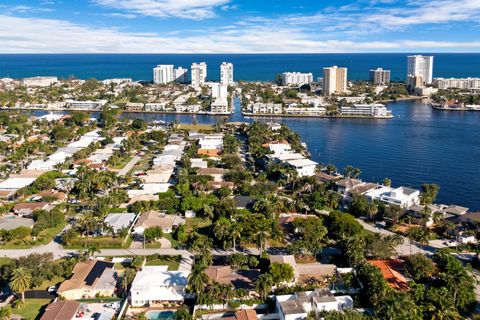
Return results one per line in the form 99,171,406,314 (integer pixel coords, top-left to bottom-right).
406,204,442,227
40,300,81,320
134,211,185,234
198,133,224,150
379,187,420,208
247,102,282,114
205,266,260,290
275,289,353,320
286,159,318,177
58,260,116,300
368,260,408,291
64,99,108,110
129,266,190,306
125,102,144,112
336,178,364,202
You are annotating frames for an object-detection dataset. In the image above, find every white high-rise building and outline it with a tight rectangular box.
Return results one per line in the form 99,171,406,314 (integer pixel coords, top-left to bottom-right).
191,62,207,87
281,72,313,86
433,77,480,90
153,65,174,84
322,66,347,96
220,62,234,85
174,67,188,84
211,83,228,99
369,68,391,84
407,55,434,85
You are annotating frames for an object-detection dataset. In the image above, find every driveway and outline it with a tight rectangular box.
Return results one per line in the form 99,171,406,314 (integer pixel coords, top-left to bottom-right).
117,156,141,176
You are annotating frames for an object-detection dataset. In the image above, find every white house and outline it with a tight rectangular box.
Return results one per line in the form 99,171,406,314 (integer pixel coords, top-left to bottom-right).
380,186,420,207
286,159,318,177
130,266,190,307
276,289,353,320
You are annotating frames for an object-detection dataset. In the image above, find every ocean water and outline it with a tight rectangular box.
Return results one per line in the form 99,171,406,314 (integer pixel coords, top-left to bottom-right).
33,98,480,210
1,53,480,81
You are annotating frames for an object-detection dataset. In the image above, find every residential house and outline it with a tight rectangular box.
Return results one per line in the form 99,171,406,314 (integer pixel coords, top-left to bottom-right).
134,211,185,234
104,212,136,234
276,289,353,320
380,187,420,208
269,255,336,284
205,266,260,290
12,202,50,217
40,300,81,320
130,266,190,306
197,168,225,182
57,260,117,300
286,159,318,177
368,260,409,291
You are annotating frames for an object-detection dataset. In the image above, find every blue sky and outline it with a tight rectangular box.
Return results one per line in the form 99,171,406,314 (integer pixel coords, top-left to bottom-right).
1,0,480,53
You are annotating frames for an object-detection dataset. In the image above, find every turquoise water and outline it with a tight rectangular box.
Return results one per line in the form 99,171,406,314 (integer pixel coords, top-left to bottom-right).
146,311,176,320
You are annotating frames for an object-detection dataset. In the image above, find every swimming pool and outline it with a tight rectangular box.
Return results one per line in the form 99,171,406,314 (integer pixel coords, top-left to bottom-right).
146,311,176,320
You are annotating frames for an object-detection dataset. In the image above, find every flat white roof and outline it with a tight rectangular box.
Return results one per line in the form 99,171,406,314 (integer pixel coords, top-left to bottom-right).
0,177,36,190
287,159,318,167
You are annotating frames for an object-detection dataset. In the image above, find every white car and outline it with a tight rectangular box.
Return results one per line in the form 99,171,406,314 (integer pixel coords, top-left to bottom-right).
47,285,57,293
104,302,121,309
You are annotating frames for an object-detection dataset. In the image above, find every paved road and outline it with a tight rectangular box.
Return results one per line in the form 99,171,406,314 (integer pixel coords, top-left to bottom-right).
117,156,141,176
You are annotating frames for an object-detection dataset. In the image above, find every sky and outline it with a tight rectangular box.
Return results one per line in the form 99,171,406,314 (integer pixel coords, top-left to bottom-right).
1,0,480,53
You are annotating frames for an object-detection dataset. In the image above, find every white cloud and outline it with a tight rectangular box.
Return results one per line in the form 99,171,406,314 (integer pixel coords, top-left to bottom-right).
102,13,137,19
92,0,230,20
1,14,480,53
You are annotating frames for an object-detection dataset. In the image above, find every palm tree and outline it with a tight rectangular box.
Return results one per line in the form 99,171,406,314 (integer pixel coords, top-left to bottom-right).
255,274,273,300
231,224,242,253
366,202,378,221
9,267,32,302
86,242,101,258
188,264,210,297
325,164,337,175
255,226,270,252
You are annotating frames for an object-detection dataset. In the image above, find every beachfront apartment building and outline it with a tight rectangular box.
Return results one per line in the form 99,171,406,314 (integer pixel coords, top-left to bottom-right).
407,55,434,85
145,101,170,111
153,65,174,84
323,66,347,95
284,105,326,116
369,68,391,84
22,76,58,87
433,77,480,90
174,67,188,84
340,103,392,117
220,62,234,85
282,72,313,86
191,62,207,87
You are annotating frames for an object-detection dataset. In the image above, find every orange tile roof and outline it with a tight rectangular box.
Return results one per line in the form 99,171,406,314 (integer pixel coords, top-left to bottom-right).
368,260,409,291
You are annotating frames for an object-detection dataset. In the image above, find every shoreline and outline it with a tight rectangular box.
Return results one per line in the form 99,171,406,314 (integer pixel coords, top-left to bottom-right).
2,107,234,116
430,104,480,112
241,112,394,119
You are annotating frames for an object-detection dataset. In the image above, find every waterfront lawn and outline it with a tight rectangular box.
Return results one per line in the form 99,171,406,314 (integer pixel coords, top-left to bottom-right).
178,124,214,131
15,298,52,320
145,255,181,270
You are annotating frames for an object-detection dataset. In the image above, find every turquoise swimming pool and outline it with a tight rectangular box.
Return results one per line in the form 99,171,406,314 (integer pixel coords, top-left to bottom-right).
146,311,176,320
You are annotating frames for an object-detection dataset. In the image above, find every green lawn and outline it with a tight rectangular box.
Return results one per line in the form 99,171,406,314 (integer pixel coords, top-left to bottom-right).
162,233,180,248
34,275,65,291
0,222,66,249
145,255,181,270
185,217,211,233
110,156,133,170
14,298,52,320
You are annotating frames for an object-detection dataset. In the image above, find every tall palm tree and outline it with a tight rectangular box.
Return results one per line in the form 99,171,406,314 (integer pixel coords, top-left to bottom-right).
231,224,242,253
255,274,273,300
366,202,378,221
255,227,270,252
9,267,32,302
188,264,210,297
